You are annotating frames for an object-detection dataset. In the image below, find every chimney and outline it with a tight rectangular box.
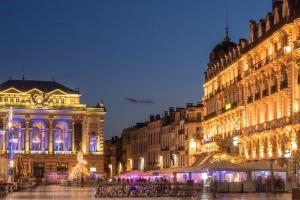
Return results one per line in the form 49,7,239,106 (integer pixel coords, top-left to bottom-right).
164,111,168,118
272,0,283,11
186,103,193,108
156,114,160,120
150,114,155,121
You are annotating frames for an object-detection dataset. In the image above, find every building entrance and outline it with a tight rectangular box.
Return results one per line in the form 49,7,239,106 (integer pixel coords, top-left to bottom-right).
33,162,45,178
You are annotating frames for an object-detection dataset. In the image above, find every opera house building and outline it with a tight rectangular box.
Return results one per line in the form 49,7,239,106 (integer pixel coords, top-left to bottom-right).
0,79,105,180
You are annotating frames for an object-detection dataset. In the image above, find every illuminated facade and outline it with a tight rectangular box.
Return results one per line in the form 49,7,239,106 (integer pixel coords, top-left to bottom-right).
0,79,105,179
202,0,300,180
112,103,204,174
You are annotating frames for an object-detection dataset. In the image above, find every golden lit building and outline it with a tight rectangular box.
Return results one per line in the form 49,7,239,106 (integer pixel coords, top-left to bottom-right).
116,104,204,173
0,79,105,180
202,0,300,181
184,103,203,166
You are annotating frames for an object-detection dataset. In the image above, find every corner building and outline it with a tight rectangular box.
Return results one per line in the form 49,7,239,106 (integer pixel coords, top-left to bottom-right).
0,79,105,179
202,0,300,181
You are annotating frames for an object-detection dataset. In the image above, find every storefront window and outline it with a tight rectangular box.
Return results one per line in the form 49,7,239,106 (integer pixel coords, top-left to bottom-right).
7,119,25,152
30,120,48,151
54,121,71,152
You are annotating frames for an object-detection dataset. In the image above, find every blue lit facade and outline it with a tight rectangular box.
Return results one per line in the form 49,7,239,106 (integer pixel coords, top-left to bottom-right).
0,79,106,180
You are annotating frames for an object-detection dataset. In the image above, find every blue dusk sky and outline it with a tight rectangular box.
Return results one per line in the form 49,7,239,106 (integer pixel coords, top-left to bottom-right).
0,0,270,139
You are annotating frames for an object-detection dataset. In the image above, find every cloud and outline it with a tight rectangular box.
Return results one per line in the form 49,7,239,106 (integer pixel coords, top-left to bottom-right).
126,97,155,104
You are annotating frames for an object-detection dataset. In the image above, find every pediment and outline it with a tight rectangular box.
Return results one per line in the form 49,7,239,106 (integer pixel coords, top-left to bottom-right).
48,89,68,95
1,87,22,94
25,88,44,94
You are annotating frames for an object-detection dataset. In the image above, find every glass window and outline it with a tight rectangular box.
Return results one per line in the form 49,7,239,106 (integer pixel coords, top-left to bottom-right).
30,120,48,151
89,133,98,152
54,121,71,152
7,119,25,152
57,163,68,172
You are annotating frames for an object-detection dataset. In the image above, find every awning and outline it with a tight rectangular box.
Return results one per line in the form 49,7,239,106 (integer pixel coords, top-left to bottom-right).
240,161,286,172
191,161,244,173
116,170,148,178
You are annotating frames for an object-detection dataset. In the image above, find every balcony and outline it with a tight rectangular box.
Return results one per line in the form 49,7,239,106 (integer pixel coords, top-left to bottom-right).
204,111,216,120
161,146,169,151
177,146,185,151
185,118,201,123
243,117,291,134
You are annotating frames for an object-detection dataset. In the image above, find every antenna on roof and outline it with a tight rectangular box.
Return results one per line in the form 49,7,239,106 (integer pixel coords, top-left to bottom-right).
52,77,55,82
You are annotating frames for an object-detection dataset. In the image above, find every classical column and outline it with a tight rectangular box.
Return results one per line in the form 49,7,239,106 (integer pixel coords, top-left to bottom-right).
81,116,88,154
48,118,54,154
72,121,75,154
25,116,30,154
2,118,6,152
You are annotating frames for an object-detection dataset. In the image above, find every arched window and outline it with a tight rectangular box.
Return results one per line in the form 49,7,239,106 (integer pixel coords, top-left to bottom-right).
89,132,98,152
54,121,71,152
7,119,25,152
30,120,48,152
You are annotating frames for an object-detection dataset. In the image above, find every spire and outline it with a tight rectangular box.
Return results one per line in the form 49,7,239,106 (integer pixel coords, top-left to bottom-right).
224,1,230,41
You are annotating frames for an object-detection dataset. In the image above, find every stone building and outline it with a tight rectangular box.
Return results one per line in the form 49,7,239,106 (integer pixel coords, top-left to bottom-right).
111,103,204,173
104,136,122,178
202,0,300,182
0,79,106,180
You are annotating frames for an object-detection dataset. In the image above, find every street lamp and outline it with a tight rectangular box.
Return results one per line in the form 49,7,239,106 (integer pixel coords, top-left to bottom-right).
172,153,177,167
108,164,112,178
140,157,144,171
159,155,163,169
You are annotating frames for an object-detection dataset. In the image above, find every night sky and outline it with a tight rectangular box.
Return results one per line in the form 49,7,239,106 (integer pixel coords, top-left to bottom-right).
0,0,270,139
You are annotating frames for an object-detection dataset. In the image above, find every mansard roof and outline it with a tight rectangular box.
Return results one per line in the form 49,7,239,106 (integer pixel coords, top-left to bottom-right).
204,0,300,83
0,79,79,94
209,36,237,63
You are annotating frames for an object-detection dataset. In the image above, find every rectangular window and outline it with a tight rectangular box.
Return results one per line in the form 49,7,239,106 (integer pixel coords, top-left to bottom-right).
57,163,68,172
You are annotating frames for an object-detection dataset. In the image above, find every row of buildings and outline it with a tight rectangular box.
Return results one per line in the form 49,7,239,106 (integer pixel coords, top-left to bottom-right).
104,103,204,177
105,0,300,184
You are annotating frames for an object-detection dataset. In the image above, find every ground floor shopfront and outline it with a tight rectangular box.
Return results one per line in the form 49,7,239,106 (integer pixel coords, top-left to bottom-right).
0,154,104,181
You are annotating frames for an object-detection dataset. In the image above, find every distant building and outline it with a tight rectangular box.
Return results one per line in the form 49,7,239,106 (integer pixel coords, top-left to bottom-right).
0,79,106,180
105,103,204,174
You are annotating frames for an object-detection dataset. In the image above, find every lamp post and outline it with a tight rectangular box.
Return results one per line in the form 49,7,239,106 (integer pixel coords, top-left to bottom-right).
140,157,144,171
108,164,112,178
